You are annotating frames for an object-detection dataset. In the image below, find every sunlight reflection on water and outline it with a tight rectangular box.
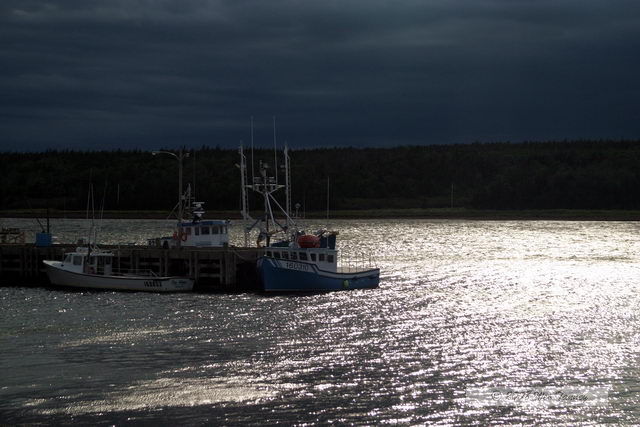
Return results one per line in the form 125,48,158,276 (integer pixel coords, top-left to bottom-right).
2,218,640,424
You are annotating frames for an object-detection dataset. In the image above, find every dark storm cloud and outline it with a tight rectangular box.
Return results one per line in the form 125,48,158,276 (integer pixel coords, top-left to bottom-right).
1,0,639,151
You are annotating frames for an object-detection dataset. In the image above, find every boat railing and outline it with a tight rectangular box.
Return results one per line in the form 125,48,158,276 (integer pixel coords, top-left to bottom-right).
339,251,378,273
0,228,25,244
110,268,159,277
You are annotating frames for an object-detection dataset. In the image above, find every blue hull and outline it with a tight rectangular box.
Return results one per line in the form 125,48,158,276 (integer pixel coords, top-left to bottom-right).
258,257,380,292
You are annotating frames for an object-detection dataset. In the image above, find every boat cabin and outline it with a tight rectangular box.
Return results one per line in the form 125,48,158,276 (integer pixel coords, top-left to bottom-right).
177,220,230,247
150,220,230,248
265,247,339,273
60,247,114,275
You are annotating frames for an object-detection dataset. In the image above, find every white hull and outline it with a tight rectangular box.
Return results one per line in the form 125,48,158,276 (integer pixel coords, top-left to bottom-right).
43,261,193,292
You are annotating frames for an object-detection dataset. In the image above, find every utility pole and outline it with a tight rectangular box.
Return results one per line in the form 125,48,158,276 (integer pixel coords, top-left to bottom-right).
152,148,190,247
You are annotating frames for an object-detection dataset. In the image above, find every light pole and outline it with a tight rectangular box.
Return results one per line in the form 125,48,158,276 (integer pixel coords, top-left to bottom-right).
152,148,190,245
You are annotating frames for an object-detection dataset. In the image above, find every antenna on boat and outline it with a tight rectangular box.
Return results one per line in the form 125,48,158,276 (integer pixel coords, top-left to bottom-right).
238,144,252,247
273,115,278,187
85,171,97,247
192,149,197,201
86,169,94,221
83,173,97,269
97,176,108,244
250,116,255,184
284,143,292,228
326,176,330,220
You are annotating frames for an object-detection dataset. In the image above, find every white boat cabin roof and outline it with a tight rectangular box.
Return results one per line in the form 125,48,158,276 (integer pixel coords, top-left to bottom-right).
61,248,114,274
67,247,113,257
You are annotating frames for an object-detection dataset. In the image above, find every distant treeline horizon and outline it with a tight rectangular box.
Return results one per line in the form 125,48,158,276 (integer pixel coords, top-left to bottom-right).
2,139,640,212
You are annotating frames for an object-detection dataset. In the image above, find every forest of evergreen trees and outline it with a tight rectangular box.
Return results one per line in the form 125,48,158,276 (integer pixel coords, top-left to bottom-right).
1,140,640,212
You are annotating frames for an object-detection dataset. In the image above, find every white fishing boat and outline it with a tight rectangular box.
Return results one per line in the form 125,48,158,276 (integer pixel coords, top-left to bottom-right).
148,197,230,249
146,149,231,249
43,247,193,292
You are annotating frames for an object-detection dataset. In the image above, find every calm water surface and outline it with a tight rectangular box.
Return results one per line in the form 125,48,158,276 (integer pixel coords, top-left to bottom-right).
1,218,640,425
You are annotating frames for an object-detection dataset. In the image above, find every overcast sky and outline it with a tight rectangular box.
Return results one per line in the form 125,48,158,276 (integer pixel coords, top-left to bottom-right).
1,0,639,151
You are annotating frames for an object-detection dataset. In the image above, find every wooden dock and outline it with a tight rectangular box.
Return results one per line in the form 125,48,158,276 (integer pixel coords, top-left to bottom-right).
0,244,263,291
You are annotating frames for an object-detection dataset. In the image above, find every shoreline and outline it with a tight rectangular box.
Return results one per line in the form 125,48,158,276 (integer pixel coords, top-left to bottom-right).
2,209,639,221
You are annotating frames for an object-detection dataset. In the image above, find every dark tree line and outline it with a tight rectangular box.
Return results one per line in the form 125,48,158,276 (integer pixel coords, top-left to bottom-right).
2,140,640,212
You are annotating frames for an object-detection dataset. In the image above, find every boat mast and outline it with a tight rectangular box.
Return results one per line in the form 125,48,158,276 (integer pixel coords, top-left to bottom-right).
273,116,278,187
238,144,251,247
239,145,296,246
250,116,255,184
239,120,298,247
261,162,279,235
85,181,95,272
284,144,292,229
326,176,330,220
178,147,184,221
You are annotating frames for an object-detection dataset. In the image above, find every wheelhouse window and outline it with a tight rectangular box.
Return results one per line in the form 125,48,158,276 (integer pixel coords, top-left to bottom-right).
327,255,334,263
202,227,210,235
274,252,281,259
266,251,272,257
310,253,316,262
282,251,289,259
291,252,297,260
105,257,112,265
319,253,325,262
73,256,82,265
299,252,308,261
64,255,72,263
212,226,219,234
195,227,200,236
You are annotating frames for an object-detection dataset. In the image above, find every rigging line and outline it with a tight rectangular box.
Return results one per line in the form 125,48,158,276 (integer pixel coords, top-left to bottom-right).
193,149,197,200
91,183,96,231
265,193,278,234
86,169,93,221
23,197,45,232
97,176,108,243
268,193,297,229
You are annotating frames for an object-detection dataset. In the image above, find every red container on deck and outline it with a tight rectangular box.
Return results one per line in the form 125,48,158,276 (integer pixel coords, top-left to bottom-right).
298,234,320,248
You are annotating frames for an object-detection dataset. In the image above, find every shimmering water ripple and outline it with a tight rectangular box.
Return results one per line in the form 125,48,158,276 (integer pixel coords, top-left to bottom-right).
1,218,640,424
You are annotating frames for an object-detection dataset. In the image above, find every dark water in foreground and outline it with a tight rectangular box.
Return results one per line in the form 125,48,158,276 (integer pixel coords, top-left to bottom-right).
2,219,640,425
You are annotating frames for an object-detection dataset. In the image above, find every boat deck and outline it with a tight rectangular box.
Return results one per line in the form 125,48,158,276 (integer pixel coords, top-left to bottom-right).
337,266,378,274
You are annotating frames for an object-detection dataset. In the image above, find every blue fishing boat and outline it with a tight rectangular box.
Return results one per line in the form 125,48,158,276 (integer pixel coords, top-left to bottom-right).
258,238,380,291
238,144,380,292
